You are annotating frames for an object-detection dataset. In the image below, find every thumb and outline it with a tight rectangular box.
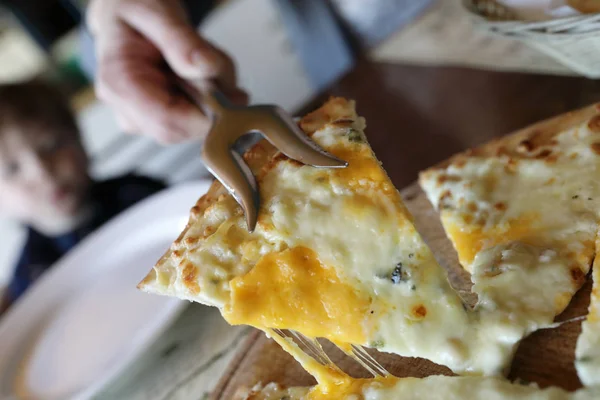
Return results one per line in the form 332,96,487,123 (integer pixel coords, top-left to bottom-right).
119,0,223,79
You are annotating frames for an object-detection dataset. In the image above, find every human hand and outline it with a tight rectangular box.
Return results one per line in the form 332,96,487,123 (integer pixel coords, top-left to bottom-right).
88,0,248,143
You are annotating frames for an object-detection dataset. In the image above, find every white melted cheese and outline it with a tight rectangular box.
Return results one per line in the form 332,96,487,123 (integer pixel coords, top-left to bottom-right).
468,242,580,373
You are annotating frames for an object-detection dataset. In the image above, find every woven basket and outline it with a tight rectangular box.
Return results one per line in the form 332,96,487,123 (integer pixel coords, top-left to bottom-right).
463,0,600,78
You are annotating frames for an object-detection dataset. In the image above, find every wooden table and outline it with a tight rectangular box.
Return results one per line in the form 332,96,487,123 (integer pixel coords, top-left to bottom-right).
98,61,600,399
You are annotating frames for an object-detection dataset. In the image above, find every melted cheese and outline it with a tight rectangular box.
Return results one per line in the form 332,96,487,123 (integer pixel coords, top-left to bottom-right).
224,247,370,344
442,214,540,268
329,145,397,196
472,243,580,316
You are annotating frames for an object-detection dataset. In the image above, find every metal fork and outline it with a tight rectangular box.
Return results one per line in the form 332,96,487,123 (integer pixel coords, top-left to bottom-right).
177,80,348,232
272,329,390,378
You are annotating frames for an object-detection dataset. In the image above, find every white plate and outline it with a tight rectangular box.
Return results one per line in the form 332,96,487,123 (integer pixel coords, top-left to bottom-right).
0,181,211,400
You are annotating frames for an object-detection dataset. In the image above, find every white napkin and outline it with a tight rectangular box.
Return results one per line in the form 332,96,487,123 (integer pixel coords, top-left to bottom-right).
496,0,582,20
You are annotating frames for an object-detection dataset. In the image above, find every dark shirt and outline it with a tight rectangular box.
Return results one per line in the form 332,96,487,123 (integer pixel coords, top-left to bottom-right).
6,175,166,302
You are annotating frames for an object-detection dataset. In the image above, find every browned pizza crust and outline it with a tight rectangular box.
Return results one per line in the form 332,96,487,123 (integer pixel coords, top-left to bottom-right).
138,97,359,289
421,103,600,175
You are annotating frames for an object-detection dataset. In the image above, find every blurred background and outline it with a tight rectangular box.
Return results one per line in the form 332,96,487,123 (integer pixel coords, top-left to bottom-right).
0,0,595,305
0,0,440,294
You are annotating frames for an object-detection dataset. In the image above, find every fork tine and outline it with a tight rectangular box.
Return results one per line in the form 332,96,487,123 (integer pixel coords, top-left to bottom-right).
202,134,259,231
251,106,348,168
176,78,346,231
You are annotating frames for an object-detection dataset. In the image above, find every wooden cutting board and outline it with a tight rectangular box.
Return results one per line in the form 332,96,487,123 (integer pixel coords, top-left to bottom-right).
211,183,592,400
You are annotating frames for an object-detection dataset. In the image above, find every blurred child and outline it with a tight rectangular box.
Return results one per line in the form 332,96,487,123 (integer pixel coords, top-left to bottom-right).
0,81,166,312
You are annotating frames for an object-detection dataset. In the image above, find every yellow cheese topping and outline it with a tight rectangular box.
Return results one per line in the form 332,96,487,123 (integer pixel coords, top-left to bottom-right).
331,145,394,193
225,247,370,344
443,214,540,269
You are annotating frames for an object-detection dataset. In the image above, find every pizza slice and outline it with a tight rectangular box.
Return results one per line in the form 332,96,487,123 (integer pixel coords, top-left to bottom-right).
420,104,600,359
138,98,564,376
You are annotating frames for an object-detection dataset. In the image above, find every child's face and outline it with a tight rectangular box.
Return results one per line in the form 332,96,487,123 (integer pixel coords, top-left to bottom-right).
0,126,91,234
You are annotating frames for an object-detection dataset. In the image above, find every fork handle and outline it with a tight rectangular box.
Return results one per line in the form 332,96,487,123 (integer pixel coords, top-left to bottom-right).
206,89,234,116
174,78,231,118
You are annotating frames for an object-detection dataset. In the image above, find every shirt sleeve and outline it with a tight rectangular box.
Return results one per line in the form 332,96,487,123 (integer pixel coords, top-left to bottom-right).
5,248,32,303
4,231,58,304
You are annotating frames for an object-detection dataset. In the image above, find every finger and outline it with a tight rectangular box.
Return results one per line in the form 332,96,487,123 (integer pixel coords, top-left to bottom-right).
97,56,211,143
87,0,120,36
117,88,205,144
118,0,235,86
117,69,210,143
